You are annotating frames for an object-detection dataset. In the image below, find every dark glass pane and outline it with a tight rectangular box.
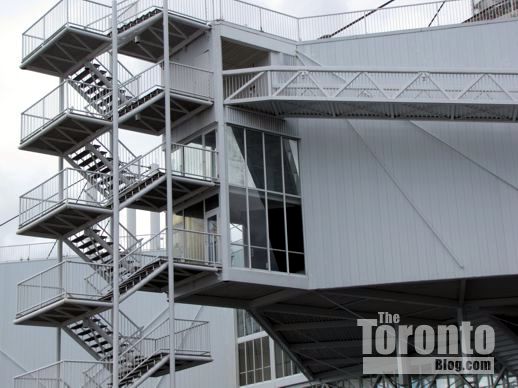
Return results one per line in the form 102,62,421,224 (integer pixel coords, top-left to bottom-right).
262,337,271,380
184,201,204,232
246,341,254,384
264,134,283,192
229,188,248,246
289,252,305,274
237,310,245,337
267,193,285,250
231,244,249,268
251,247,268,270
204,130,216,150
228,127,246,186
205,194,219,212
246,130,265,189
254,338,262,382
238,342,246,372
188,135,203,147
248,190,267,247
275,343,283,378
270,250,287,273
283,138,301,195
286,198,304,253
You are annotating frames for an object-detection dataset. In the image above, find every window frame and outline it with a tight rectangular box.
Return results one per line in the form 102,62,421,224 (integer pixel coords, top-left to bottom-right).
227,126,306,275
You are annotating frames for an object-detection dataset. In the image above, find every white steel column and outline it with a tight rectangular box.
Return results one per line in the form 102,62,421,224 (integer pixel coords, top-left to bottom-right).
111,1,121,387
57,78,64,362
211,26,231,273
163,1,176,386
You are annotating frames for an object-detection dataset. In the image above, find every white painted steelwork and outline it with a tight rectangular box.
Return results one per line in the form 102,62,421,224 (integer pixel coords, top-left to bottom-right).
224,66,518,121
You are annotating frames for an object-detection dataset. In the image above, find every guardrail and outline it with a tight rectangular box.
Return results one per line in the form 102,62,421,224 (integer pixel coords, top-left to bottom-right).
21,0,518,62
125,228,221,267
19,168,111,228
16,260,112,318
120,142,218,184
22,0,113,60
118,318,210,381
0,241,75,262
14,361,111,388
21,79,111,145
223,66,518,103
121,61,213,106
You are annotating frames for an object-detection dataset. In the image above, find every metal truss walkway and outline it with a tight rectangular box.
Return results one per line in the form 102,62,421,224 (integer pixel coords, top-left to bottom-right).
224,67,518,122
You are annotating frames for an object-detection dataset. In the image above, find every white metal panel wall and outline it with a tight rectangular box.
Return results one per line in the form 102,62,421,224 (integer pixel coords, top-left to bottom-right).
172,32,211,70
298,118,518,289
297,19,518,69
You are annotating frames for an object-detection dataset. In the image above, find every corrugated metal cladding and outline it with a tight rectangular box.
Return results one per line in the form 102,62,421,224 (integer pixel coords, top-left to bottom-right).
0,260,238,388
294,19,518,290
297,19,518,70
298,118,518,289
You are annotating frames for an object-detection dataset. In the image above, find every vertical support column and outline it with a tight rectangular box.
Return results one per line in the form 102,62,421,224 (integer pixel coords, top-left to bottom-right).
57,77,64,362
150,212,161,249
111,1,121,387
211,25,231,274
127,208,137,247
163,1,176,386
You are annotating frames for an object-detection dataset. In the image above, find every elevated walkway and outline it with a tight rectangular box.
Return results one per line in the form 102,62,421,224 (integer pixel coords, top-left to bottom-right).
224,66,518,122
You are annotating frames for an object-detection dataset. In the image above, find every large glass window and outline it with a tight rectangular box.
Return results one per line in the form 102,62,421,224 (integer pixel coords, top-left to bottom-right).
228,127,246,186
237,310,261,337
274,343,300,379
237,310,301,387
227,127,305,275
238,337,271,386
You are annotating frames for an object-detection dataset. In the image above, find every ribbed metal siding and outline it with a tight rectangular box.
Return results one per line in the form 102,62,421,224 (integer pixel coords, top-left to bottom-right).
299,118,518,289
297,19,518,70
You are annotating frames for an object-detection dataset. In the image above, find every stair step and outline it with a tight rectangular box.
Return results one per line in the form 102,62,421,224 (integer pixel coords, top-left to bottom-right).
72,149,91,160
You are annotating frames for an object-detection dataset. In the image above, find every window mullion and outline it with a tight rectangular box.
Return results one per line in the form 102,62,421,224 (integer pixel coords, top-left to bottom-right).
262,131,271,271
281,137,290,273
243,129,251,269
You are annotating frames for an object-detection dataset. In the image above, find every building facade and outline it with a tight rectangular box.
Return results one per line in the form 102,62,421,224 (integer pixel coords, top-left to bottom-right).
9,0,518,386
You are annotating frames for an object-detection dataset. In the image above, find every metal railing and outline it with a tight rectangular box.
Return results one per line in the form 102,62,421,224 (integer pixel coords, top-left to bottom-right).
120,141,218,186
95,308,143,347
116,0,213,27
22,0,518,61
16,260,112,318
21,79,112,145
0,241,75,262
125,228,221,266
118,318,210,381
14,361,111,388
121,61,213,107
22,0,113,60
223,66,518,103
19,168,111,228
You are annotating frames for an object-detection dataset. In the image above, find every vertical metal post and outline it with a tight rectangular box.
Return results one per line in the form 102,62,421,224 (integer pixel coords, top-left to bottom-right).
57,78,64,363
211,26,230,272
163,0,176,386
111,1,121,387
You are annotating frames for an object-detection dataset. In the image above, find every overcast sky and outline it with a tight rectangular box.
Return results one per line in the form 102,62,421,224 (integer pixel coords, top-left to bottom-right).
0,0,432,248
